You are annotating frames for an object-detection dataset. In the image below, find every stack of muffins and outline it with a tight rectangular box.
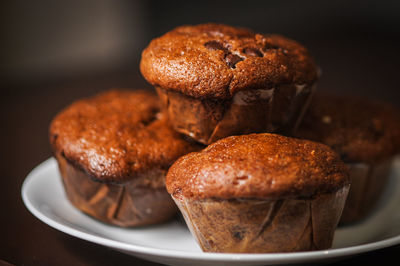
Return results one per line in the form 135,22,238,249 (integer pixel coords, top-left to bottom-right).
49,23,400,253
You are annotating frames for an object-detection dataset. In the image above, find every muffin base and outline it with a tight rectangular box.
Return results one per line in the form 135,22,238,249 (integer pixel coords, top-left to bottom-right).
340,159,392,224
156,83,315,145
173,186,349,253
56,154,177,227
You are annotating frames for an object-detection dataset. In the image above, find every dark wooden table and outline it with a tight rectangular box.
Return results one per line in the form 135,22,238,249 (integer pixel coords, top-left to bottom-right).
1,62,400,265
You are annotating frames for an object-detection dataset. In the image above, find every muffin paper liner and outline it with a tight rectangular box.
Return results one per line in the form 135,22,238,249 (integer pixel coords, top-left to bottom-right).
156,83,315,145
56,154,177,227
340,159,393,224
173,185,349,253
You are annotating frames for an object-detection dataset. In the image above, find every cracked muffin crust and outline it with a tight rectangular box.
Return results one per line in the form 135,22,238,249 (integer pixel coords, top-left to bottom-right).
166,133,350,252
140,23,318,144
141,23,317,99
50,89,202,226
296,93,400,223
296,93,400,164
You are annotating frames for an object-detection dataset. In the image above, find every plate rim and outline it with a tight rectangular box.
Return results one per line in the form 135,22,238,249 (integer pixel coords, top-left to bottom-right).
21,157,400,263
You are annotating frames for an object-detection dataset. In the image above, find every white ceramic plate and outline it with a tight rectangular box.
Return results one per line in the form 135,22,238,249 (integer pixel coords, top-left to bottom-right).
22,157,400,266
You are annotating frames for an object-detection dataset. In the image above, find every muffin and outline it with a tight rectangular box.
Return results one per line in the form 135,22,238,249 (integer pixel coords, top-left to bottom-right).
296,93,400,224
140,23,318,144
166,133,350,253
49,89,202,227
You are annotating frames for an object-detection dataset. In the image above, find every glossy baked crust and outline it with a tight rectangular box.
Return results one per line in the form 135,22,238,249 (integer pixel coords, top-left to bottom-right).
50,89,202,183
296,93,400,163
140,23,318,100
166,133,349,199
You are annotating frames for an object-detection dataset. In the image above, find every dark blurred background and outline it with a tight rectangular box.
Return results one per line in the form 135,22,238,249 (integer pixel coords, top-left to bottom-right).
1,0,400,265
2,0,400,99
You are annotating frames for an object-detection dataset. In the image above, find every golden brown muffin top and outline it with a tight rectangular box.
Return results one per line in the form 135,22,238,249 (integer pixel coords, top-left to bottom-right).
50,89,201,183
140,23,317,99
296,93,400,163
166,133,349,200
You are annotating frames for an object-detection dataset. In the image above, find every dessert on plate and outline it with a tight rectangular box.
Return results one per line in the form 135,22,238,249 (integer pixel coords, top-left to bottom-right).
166,133,350,253
49,89,202,227
296,93,400,223
140,23,318,144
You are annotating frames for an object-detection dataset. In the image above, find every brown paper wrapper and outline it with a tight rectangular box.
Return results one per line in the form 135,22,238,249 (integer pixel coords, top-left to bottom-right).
173,185,349,253
56,154,178,227
340,159,392,224
157,83,315,145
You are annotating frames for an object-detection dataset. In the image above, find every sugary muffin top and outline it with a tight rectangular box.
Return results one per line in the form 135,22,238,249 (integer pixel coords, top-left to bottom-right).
296,93,400,163
50,89,201,183
140,23,318,99
166,133,349,200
